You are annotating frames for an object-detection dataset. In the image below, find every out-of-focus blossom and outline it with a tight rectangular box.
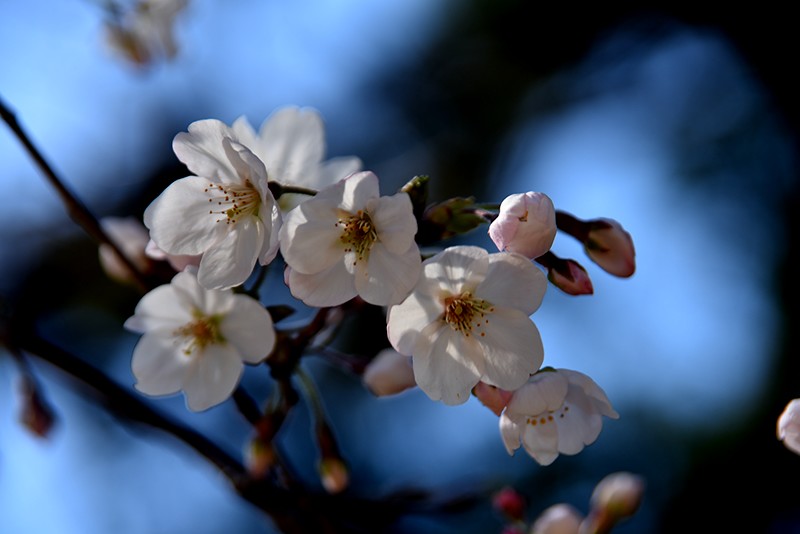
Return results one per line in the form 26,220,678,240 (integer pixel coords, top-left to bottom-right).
529,503,583,534
232,106,362,211
584,218,635,278
362,348,416,397
104,0,188,66
145,239,201,272
473,382,514,416
124,269,275,411
589,471,645,520
489,192,557,259
318,457,349,494
280,171,421,307
778,398,800,455
387,245,546,405
500,369,618,466
492,486,527,522
144,119,282,289
99,216,153,283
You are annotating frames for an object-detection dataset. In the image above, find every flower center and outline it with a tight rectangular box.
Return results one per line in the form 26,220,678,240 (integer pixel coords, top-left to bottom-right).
526,405,569,427
337,210,377,264
206,180,261,225
442,292,494,337
174,310,225,356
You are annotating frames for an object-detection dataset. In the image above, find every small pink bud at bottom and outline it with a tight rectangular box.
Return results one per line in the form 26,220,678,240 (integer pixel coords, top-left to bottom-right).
547,259,593,296
492,486,527,521
473,382,514,416
530,503,583,534
245,438,277,479
319,457,349,494
19,380,56,439
589,471,645,520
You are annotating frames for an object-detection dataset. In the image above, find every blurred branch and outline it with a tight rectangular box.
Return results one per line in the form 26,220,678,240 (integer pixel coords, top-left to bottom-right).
0,96,151,292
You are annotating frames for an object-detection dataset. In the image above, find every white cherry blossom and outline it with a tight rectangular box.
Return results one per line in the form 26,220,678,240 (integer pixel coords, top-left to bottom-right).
500,368,618,466
144,118,282,290
231,106,362,211
124,269,275,412
387,245,547,405
279,171,421,307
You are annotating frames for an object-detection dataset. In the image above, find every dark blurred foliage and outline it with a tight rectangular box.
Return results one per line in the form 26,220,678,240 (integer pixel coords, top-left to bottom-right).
4,2,800,533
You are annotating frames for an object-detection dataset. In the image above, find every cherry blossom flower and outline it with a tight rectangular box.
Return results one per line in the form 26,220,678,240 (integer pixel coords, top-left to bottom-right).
778,398,800,455
279,171,421,307
387,245,547,405
500,368,618,465
488,192,557,259
105,0,187,66
529,503,583,534
589,471,645,519
362,348,416,397
231,106,362,211
124,269,275,411
144,118,282,290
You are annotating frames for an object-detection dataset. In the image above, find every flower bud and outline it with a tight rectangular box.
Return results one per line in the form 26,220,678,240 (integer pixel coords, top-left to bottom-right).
423,197,487,240
473,382,514,416
18,379,56,439
584,218,635,278
99,216,153,284
489,192,557,259
245,437,277,479
530,503,582,534
546,258,593,296
362,348,417,397
318,457,349,494
589,471,645,521
778,398,800,455
400,174,429,220
492,486,527,522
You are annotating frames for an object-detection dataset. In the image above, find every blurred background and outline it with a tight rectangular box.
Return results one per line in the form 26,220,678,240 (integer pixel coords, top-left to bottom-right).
1,1,798,532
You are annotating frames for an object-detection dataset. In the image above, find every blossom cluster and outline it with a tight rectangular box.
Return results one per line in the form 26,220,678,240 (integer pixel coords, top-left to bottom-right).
120,105,636,468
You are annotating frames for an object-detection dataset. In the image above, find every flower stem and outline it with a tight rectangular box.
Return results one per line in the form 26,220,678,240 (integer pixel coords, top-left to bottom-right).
268,181,318,199
0,96,151,292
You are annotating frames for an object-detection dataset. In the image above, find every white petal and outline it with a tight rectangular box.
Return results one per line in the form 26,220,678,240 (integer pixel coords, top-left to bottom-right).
222,137,269,187
412,323,482,405
522,418,560,466
386,291,442,356
287,257,356,307
172,119,238,181
339,171,379,213
257,106,325,185
560,368,619,419
197,219,262,289
499,413,522,455
182,344,243,411
125,283,191,333
231,116,258,148
423,246,488,295
356,243,421,306
476,252,548,315
370,193,417,255
507,372,569,416
556,389,600,455
318,156,362,188
259,202,283,266
131,331,191,396
279,198,342,274
222,295,276,364
144,176,228,256
477,307,543,391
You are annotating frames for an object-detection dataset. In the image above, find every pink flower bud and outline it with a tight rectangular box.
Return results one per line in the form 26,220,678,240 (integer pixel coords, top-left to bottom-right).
362,348,417,397
473,381,514,416
245,437,277,479
584,218,635,278
319,457,349,494
530,503,582,534
589,471,645,520
489,192,557,259
99,217,153,283
547,258,593,296
778,398,800,455
492,486,527,521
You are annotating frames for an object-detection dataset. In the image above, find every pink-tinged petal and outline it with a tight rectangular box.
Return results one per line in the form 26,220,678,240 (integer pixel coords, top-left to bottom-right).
144,176,228,256
124,282,191,333
356,243,421,306
521,417,560,466
256,106,325,183
279,198,342,274
287,258,357,307
411,323,482,405
197,219,262,289
473,382,514,417
386,291,442,356
318,156,362,188
778,399,800,455
507,372,569,416
489,192,556,259
339,171,379,213
222,295,275,364
423,246,488,295
362,348,416,397
182,344,243,411
530,504,583,534
172,119,238,181
131,331,192,396
499,413,522,454
476,253,547,315
477,307,543,391
369,193,417,255
487,214,519,252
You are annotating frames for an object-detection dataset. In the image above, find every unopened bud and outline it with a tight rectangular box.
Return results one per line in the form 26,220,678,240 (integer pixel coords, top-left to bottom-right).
363,348,416,397
19,379,56,439
99,217,153,284
584,218,635,278
589,471,645,522
492,486,527,522
245,437,277,479
530,503,582,534
547,258,593,296
778,398,800,455
400,175,429,220
473,382,514,416
423,197,487,240
319,457,349,494
488,192,557,259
